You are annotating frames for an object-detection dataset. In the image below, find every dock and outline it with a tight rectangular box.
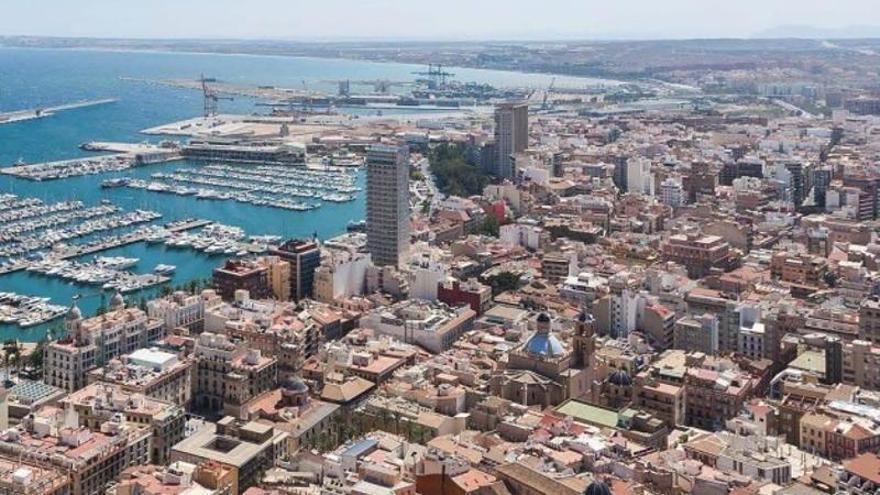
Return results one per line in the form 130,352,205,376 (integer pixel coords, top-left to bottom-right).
80,141,182,154
0,98,117,125
0,219,213,276
1,154,131,181
2,145,182,181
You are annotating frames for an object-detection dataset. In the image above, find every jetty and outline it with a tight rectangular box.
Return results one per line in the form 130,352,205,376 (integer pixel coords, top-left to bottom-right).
0,218,213,276
0,98,117,125
1,145,182,181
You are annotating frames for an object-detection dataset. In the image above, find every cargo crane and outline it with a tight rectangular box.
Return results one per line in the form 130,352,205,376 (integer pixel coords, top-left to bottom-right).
412,64,455,90
541,77,556,110
200,74,233,118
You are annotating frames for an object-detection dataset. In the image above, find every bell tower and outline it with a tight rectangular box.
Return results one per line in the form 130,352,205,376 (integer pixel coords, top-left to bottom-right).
573,310,595,368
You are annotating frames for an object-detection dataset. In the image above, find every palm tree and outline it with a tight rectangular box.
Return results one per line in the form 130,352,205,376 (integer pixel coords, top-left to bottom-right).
28,338,46,374
2,340,18,383
391,411,402,435
377,408,391,432
8,341,21,377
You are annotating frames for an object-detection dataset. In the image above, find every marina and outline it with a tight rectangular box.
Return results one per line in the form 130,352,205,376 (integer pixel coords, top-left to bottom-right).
1,153,133,180
1,146,183,181
0,46,572,340
0,203,162,259
162,223,274,256
0,211,213,275
0,292,68,328
117,162,359,211
26,257,170,293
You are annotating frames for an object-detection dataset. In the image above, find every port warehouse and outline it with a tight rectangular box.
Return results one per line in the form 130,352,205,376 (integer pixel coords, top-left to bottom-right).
180,141,307,166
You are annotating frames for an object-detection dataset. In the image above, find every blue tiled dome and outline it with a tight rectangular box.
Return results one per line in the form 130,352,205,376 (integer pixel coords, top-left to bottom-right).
578,311,594,322
584,480,612,495
608,369,633,387
525,331,566,357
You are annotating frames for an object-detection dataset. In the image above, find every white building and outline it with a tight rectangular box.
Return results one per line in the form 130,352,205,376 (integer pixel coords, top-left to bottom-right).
314,251,372,302
500,222,542,250
609,287,641,338
560,272,607,307
659,177,683,208
408,256,447,302
45,295,165,392
359,301,476,353
147,290,221,332
626,157,654,196
738,305,765,360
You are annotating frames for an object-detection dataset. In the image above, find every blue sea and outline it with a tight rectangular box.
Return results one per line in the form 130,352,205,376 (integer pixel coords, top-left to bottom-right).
0,46,602,340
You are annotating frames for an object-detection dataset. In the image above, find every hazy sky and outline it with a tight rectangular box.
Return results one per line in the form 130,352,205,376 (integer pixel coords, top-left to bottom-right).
2,0,879,40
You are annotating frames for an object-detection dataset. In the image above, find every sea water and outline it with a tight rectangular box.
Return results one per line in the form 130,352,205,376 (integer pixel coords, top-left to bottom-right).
0,46,606,340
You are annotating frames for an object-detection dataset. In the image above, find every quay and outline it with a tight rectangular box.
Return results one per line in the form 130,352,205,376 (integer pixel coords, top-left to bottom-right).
0,218,213,276
80,141,181,154
1,154,130,180
0,98,118,125
1,147,182,181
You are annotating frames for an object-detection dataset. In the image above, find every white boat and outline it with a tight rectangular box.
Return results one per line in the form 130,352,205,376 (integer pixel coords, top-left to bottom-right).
154,264,176,274
96,256,139,270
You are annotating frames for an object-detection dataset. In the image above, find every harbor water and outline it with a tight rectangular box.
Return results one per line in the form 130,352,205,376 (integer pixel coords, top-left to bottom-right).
0,46,606,340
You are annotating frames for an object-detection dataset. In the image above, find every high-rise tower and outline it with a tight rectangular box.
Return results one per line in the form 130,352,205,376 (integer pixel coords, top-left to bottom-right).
366,145,410,267
494,102,528,180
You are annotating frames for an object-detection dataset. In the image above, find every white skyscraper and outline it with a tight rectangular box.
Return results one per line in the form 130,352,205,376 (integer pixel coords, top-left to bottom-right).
366,145,410,267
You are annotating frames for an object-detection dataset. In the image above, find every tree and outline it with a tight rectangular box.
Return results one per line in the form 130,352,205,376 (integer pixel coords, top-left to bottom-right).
28,338,47,373
487,271,522,295
823,271,838,288
429,143,491,197
477,215,500,237
2,340,21,382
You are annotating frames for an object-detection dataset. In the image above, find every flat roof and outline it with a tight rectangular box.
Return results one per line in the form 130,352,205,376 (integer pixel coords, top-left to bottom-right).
343,439,379,459
172,422,281,467
555,400,619,429
790,350,826,375
129,348,178,370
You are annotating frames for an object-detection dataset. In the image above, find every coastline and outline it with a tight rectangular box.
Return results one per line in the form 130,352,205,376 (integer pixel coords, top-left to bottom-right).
0,44,628,88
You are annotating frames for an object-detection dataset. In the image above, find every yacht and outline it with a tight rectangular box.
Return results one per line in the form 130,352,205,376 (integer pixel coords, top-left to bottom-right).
154,264,176,274
95,256,139,270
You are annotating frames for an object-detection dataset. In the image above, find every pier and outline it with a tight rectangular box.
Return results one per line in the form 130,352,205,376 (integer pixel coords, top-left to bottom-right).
0,218,213,276
1,146,182,181
0,98,117,125
80,141,181,154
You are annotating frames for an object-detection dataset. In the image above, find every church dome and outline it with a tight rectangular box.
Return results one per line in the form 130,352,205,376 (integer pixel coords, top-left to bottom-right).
607,369,633,387
281,376,309,394
110,292,125,309
584,480,612,495
524,330,566,357
66,304,82,321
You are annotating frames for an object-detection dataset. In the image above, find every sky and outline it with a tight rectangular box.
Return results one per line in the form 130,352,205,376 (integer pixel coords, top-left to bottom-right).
1,0,879,41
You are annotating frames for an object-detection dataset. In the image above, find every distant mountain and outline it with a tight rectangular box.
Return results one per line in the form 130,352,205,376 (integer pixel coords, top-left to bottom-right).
755,25,880,39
